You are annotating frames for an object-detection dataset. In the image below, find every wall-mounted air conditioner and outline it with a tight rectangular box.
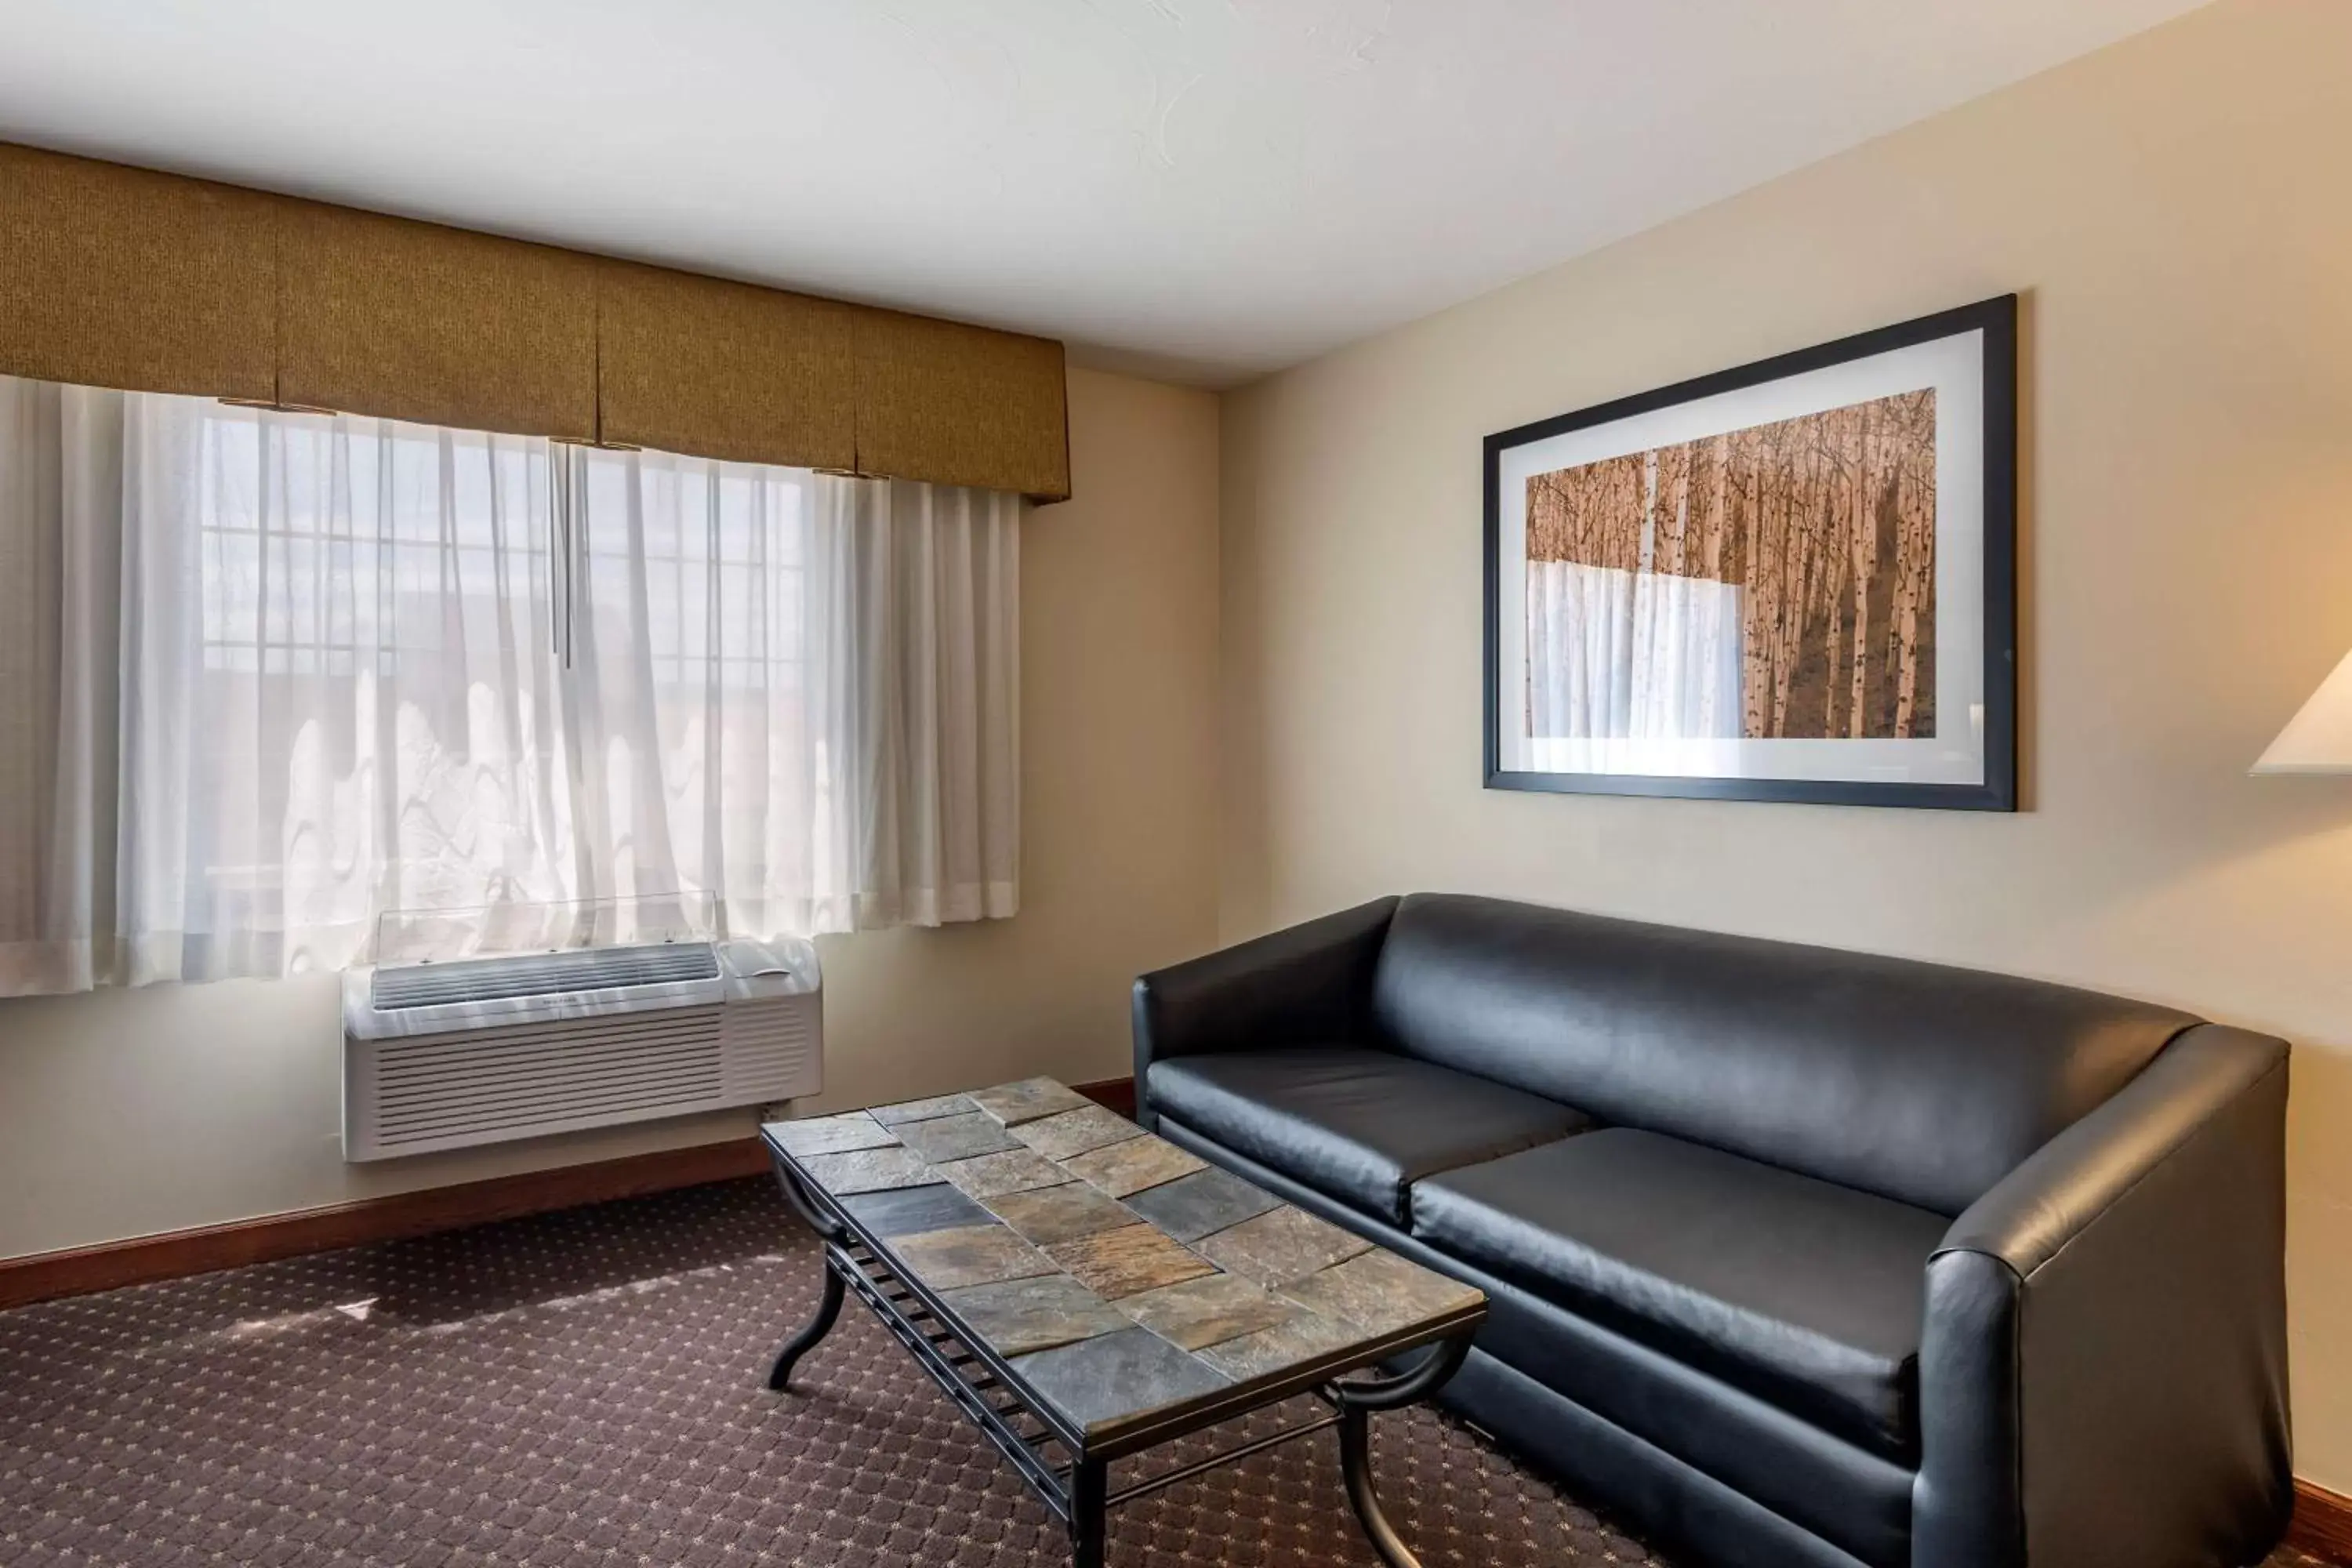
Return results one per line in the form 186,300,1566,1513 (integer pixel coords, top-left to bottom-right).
341,927,821,1162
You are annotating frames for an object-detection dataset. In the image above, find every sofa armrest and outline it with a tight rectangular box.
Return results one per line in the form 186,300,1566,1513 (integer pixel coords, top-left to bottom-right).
1914,1023,2291,1568
1131,897,1399,1131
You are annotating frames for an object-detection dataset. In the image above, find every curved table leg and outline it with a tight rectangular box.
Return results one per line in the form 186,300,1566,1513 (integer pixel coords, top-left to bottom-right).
766,1153,851,1391
768,1254,846,1389
1338,1401,1420,1568
1327,1334,1476,1568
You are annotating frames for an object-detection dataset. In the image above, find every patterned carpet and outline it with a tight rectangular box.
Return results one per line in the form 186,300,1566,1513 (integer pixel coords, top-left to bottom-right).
0,1177,2325,1568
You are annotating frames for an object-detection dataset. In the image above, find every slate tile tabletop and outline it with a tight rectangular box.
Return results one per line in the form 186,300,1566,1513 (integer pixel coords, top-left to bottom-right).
763,1079,1485,1442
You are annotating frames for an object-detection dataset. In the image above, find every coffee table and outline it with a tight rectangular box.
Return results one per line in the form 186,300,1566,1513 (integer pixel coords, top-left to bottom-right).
760,1077,1486,1568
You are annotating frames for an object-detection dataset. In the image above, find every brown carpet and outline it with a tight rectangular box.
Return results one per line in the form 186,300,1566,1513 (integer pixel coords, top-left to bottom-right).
0,1177,2322,1567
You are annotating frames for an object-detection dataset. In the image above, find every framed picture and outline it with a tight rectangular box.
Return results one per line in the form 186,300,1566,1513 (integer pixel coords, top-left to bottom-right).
1483,293,2016,811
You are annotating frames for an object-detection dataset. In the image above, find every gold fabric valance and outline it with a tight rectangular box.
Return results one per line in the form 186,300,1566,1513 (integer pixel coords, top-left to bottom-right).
596,260,856,471
277,201,601,442
855,307,1070,500
0,143,1071,501
0,143,277,402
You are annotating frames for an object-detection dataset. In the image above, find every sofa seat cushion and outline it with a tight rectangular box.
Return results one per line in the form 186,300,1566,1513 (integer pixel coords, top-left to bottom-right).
1413,1128,1947,1459
1145,1047,1591,1225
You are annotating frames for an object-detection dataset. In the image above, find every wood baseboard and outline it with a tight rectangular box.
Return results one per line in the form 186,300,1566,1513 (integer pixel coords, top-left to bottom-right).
0,1137,772,1312
2292,1479,2352,1563
0,1076,1139,1313
1074,1073,1136,1116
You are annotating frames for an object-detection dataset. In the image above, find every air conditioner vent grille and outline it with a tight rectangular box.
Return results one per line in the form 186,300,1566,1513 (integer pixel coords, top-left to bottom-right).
343,935,822,1161
370,942,719,1011
368,1011,727,1148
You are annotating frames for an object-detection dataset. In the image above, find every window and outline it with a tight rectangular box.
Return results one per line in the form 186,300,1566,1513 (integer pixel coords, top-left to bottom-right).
0,376,1020,994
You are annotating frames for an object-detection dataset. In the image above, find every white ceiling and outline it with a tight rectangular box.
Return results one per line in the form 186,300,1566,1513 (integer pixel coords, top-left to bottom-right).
0,0,2210,387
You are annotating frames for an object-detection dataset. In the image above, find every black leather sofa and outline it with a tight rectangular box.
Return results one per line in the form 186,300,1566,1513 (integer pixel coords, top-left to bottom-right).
1132,894,2291,1568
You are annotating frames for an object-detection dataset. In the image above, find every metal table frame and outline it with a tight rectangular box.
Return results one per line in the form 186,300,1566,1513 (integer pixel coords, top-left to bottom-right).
763,1144,1483,1568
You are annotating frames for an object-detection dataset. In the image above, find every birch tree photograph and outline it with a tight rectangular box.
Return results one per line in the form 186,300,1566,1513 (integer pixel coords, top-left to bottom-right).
1523,389,1937,742
1484,293,2016,811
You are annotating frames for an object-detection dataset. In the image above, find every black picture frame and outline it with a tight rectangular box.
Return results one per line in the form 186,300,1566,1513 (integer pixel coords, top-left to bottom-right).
1483,293,2017,811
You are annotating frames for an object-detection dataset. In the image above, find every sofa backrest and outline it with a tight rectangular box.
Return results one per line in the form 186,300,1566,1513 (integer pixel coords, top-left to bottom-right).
1368,894,2198,1215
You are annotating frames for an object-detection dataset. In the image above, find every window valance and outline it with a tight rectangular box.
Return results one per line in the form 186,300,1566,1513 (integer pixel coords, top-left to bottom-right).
0,142,1070,501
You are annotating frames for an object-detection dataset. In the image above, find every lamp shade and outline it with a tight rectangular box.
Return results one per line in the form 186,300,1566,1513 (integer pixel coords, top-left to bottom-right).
2253,648,2352,774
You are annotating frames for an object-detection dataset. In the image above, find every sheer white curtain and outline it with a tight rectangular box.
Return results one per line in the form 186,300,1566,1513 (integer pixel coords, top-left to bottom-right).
805,477,1020,927
567,448,1019,937
120,398,578,982
0,378,123,993
0,375,1021,994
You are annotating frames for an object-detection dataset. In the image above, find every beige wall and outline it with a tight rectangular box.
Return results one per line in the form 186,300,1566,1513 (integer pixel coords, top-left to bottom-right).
0,365,1221,1261
1220,0,2352,1487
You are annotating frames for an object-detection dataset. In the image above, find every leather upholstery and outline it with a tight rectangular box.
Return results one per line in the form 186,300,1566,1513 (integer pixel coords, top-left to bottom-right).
1144,1047,1589,1224
1156,1114,1917,1568
1130,897,1396,1131
1370,893,2198,1214
1916,1023,2292,1568
1132,895,2294,1568
1472,1254,1918,1568
1414,1129,1945,1459
1443,1350,1877,1568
